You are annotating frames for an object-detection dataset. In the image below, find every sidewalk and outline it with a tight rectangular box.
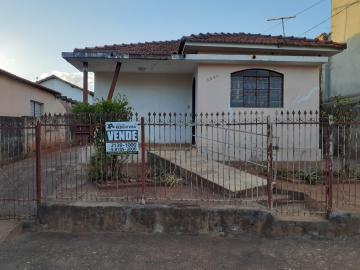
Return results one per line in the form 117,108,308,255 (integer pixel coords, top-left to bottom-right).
0,231,359,270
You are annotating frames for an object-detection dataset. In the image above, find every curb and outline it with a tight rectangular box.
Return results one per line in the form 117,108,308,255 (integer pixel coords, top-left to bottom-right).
37,201,360,239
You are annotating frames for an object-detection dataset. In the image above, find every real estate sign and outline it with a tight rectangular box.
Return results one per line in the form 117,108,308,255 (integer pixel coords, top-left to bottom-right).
105,121,139,154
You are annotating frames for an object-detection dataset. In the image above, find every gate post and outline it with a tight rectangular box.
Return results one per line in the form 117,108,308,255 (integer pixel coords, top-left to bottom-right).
35,121,42,205
325,115,334,217
140,117,146,202
266,116,273,210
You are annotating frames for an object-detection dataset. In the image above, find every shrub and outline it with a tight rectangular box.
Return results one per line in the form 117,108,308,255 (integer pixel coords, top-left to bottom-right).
72,96,133,183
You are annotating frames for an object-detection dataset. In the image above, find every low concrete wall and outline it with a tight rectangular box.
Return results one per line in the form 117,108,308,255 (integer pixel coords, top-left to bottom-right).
37,201,360,238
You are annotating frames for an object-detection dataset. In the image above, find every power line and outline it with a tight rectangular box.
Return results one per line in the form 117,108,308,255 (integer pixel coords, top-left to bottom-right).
294,0,326,17
300,0,360,36
263,0,326,34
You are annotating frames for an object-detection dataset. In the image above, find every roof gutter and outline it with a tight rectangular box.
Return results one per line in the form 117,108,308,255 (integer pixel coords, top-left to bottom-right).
183,41,344,56
62,52,173,61
184,54,329,64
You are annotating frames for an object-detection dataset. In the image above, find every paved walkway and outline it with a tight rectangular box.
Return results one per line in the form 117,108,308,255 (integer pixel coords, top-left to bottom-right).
149,150,266,193
0,232,359,270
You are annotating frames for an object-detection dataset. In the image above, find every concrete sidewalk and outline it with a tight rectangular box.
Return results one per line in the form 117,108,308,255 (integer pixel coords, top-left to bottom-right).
0,232,359,270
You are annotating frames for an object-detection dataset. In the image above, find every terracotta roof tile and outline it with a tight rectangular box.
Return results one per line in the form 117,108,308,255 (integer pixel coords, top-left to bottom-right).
185,32,346,49
73,32,346,55
74,40,181,55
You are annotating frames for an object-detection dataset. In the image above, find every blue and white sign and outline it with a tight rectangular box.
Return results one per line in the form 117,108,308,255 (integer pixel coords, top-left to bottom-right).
105,121,139,154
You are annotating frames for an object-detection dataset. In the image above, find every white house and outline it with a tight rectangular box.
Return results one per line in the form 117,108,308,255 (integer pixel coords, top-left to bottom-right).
37,75,94,104
62,32,345,161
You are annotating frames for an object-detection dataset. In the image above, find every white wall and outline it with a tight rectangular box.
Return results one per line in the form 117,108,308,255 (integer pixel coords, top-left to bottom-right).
93,65,321,161
195,64,321,161
95,72,193,116
39,78,94,104
196,63,320,114
95,72,193,143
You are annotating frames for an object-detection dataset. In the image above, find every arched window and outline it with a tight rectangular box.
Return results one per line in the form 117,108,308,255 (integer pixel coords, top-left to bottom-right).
230,69,283,108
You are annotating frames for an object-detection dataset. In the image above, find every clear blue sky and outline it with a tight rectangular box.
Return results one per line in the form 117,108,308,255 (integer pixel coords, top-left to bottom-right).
0,0,331,85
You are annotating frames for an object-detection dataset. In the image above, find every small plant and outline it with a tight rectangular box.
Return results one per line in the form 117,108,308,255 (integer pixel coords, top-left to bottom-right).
334,169,360,181
150,159,184,187
160,174,183,187
276,169,290,178
296,169,320,185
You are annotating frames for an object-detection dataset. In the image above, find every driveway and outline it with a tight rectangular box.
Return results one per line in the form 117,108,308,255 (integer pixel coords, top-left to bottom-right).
0,232,359,270
0,146,88,218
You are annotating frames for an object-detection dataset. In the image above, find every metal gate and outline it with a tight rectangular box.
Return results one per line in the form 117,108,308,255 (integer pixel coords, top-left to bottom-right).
0,112,359,219
0,118,37,219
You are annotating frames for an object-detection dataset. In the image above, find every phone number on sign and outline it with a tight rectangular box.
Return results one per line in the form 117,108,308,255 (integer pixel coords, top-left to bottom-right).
106,142,139,154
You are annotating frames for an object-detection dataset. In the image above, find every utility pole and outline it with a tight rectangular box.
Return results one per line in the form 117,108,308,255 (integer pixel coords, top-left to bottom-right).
267,16,296,36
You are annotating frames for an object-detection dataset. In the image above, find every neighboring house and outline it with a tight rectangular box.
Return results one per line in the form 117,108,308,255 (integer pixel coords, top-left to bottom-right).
62,32,345,160
37,74,94,104
0,68,75,156
0,68,68,117
323,0,360,108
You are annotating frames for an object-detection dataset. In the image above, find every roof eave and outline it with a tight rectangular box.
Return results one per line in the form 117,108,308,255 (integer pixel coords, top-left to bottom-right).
183,41,345,56
62,52,173,61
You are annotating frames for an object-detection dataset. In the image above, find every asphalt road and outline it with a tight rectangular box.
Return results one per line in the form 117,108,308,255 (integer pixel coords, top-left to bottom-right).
0,232,359,270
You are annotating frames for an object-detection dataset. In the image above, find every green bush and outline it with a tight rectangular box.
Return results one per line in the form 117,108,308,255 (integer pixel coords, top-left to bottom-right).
72,96,133,183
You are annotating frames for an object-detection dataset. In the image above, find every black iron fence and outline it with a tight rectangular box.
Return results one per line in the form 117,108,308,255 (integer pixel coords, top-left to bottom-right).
0,111,359,219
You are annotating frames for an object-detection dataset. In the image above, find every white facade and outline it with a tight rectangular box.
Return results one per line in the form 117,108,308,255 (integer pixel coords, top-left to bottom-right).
39,77,94,104
92,62,322,160
195,63,321,161
94,63,320,116
196,64,319,113
95,72,192,115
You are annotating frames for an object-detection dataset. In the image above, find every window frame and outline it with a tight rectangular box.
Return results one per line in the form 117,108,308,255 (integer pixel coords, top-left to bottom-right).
30,100,44,118
230,68,284,108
